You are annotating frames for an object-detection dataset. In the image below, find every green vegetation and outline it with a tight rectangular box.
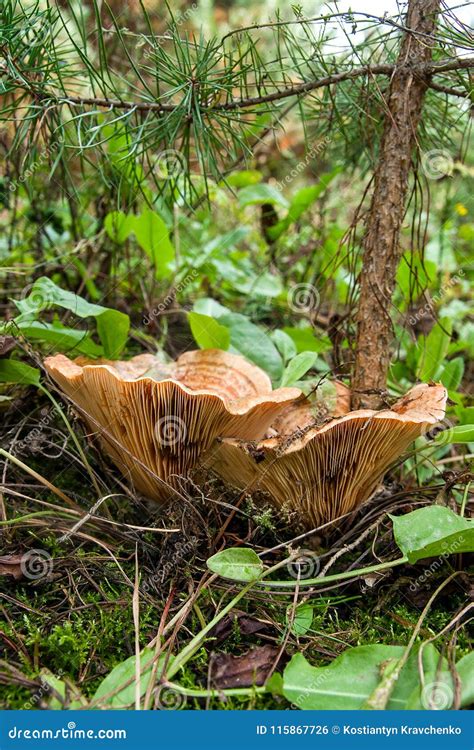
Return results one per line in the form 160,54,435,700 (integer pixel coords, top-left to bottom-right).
0,0,472,711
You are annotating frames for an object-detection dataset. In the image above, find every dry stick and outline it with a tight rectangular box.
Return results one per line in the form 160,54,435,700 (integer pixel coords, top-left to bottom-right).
319,518,384,576
0,448,78,509
143,586,175,711
417,604,473,693
133,545,141,711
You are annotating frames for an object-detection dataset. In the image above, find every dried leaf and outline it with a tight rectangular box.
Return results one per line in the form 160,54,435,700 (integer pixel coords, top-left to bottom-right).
210,645,280,689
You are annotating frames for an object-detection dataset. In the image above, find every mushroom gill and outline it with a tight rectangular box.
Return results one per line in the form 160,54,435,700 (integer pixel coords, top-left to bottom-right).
44,350,301,502
208,383,448,529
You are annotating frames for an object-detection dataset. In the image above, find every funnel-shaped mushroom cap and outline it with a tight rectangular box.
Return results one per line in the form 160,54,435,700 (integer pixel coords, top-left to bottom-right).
44,350,301,502
209,383,448,528
270,380,351,436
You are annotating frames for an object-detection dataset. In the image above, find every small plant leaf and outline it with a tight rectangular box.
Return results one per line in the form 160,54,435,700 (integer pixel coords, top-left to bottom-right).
390,506,474,563
15,277,129,358
104,211,134,243
207,548,264,582
282,644,441,710
238,184,288,209
219,313,283,382
416,318,452,381
93,648,162,708
439,356,464,390
188,312,230,351
288,603,314,636
130,209,174,278
0,360,41,386
432,424,474,445
280,351,318,387
271,329,297,363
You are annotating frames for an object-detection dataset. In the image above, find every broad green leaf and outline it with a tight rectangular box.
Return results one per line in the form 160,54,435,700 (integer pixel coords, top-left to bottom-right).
432,424,474,445
15,278,129,358
456,406,474,425
281,352,318,387
390,506,474,563
130,210,174,278
282,645,441,710
271,330,297,362
13,320,103,357
225,170,262,188
220,313,283,382
396,253,436,307
104,211,133,243
283,327,332,354
406,671,454,710
188,312,230,351
457,652,474,708
193,298,230,318
268,168,341,240
93,648,162,708
39,670,86,710
0,360,40,386
238,184,288,209
288,604,314,636
96,310,131,360
439,357,464,390
416,318,452,381
207,548,263,582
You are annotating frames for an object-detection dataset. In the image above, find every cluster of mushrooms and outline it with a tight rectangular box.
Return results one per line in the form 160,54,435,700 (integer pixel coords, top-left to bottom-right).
45,350,447,529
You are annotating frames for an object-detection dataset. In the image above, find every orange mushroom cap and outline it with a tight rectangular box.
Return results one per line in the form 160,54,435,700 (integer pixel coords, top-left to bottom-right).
208,383,448,529
44,350,301,502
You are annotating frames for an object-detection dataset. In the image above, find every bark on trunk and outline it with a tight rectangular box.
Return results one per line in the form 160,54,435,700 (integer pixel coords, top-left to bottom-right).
352,0,441,410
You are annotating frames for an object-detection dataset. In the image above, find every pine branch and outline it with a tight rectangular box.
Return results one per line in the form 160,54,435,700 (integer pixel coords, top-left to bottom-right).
2,58,473,114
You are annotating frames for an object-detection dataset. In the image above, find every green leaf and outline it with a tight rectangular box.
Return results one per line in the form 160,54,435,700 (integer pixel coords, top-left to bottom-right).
104,211,134,243
268,168,341,240
271,329,297,363
390,506,474,563
457,652,474,708
439,357,464,390
416,318,452,381
96,310,131,360
130,209,174,278
187,312,230,350
193,298,231,318
207,548,264,582
289,604,314,636
220,313,283,382
432,424,474,445
13,320,104,357
282,645,441,710
281,351,318,387
0,360,40,386
282,327,332,354
405,671,455,710
225,170,262,188
14,278,129,359
93,648,162,708
238,184,288,209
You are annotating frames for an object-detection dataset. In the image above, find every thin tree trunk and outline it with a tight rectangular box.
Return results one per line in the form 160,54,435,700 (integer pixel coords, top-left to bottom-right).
352,0,441,409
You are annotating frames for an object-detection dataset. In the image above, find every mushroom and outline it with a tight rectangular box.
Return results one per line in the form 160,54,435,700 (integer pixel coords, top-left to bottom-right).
208,383,448,528
44,350,301,501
